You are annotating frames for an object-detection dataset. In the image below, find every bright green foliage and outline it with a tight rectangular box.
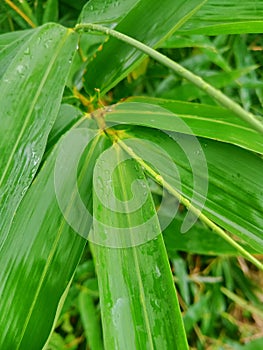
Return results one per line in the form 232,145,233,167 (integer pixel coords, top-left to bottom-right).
0,1,262,349
0,23,77,246
92,150,188,349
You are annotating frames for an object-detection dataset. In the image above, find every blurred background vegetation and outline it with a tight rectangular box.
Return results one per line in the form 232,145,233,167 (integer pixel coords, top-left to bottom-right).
1,1,263,349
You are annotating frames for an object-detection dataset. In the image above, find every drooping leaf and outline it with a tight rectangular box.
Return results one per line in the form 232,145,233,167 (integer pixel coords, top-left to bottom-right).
0,23,77,247
105,100,263,154
80,0,207,95
91,144,188,349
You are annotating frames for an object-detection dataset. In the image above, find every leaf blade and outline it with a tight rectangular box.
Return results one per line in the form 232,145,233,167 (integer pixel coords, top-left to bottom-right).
118,126,263,253
0,23,77,246
91,145,188,349
0,121,110,348
105,99,263,155
178,1,263,35
80,0,207,95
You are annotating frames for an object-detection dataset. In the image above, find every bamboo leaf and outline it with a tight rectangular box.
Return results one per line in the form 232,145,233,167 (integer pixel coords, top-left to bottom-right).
0,120,110,349
117,126,263,254
0,28,33,48
162,211,258,257
178,0,263,35
0,23,77,247
78,289,104,350
91,145,188,349
80,0,207,95
0,29,33,78
42,0,59,24
105,100,263,155
76,23,263,134
78,0,140,26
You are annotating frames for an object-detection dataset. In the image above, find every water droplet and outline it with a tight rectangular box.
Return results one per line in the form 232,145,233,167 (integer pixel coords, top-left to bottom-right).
24,47,30,55
16,64,26,77
44,39,53,48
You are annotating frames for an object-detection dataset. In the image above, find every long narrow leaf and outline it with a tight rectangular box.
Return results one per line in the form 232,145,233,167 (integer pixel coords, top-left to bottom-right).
178,0,263,35
0,121,110,349
117,126,263,253
0,23,77,247
91,145,188,349
105,99,263,155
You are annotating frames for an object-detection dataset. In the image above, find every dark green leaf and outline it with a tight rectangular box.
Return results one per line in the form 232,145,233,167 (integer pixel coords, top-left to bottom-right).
80,0,207,95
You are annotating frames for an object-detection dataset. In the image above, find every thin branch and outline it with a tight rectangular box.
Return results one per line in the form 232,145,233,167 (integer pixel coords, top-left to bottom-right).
118,138,263,272
5,0,36,28
75,23,263,135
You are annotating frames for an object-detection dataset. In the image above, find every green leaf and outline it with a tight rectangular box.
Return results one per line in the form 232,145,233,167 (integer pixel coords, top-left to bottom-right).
76,0,141,66
78,289,104,350
0,30,33,78
163,211,258,257
0,28,33,49
80,0,207,95
43,0,59,24
0,24,77,247
117,126,263,253
78,0,140,26
46,104,84,154
178,1,263,35
183,294,210,333
105,99,263,155
0,121,110,348
91,145,188,349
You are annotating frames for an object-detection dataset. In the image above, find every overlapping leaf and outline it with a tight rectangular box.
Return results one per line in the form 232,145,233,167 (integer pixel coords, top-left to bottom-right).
105,100,263,154
0,23,77,247
79,0,207,95
116,126,263,253
0,118,111,348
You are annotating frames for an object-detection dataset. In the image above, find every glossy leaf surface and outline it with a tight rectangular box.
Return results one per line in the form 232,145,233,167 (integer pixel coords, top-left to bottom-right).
0,120,110,349
105,99,263,154
91,145,188,349
0,29,33,49
0,23,78,248
117,126,263,253
178,0,263,34
0,30,33,78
